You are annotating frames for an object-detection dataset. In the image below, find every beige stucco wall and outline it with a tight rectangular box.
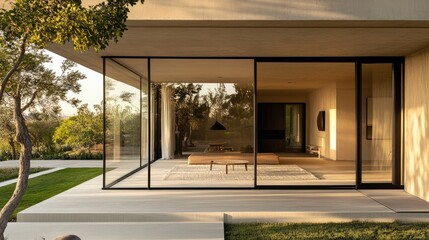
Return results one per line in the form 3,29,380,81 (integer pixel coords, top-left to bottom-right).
5,1,429,21
404,47,429,202
6,1,429,23
307,78,355,161
80,0,429,21
308,83,337,160
336,88,356,161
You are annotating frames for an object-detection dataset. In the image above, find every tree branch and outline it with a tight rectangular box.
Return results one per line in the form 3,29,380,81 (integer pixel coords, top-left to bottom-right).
21,90,37,112
0,36,27,104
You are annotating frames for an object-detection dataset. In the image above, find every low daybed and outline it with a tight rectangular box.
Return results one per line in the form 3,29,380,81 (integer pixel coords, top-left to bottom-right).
188,152,279,165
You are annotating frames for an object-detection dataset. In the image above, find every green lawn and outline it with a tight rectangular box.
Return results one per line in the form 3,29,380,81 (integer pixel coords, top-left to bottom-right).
0,167,50,182
0,168,102,221
225,222,429,240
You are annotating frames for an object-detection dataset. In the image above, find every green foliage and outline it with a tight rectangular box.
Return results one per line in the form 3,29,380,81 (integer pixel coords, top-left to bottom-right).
105,78,141,153
0,0,143,236
31,149,102,160
0,150,9,161
0,168,103,221
225,222,429,240
70,150,102,160
53,104,103,150
0,0,144,52
27,118,60,152
0,46,84,161
207,83,229,119
225,84,253,120
0,167,50,182
3,48,84,113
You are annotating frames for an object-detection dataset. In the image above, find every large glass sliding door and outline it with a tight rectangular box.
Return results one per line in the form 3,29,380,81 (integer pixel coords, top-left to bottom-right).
104,58,148,188
149,59,254,188
256,61,356,186
102,57,403,189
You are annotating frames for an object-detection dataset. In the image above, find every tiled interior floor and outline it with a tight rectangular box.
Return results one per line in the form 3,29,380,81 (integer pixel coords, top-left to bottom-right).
112,154,391,188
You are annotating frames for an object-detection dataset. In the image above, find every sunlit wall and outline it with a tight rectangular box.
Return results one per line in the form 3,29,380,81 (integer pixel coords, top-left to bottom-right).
405,48,429,202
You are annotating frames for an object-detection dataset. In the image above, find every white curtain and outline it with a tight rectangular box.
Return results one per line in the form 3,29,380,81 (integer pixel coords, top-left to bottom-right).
161,85,176,159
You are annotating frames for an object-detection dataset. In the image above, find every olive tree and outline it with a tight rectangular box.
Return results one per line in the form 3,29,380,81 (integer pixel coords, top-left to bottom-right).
0,0,144,238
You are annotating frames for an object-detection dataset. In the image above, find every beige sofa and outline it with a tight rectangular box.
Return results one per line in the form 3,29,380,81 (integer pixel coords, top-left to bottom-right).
188,153,279,165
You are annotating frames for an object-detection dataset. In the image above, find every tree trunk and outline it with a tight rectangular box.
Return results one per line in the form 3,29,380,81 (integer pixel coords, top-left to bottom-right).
8,137,16,160
0,96,32,240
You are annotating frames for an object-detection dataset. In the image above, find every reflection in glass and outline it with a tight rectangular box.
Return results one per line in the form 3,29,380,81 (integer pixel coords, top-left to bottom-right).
150,59,254,187
362,64,393,183
104,59,148,188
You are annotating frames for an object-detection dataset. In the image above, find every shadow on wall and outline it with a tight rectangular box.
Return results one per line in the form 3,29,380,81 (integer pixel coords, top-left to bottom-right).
406,106,429,201
152,0,356,20
151,0,409,20
405,49,429,202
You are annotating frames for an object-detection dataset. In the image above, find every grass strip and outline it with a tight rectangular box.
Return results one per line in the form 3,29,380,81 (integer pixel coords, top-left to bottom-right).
0,167,51,182
225,221,429,240
0,168,102,221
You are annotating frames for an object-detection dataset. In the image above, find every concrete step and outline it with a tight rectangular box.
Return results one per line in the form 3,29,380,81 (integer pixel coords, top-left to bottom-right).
19,211,429,224
4,222,224,240
18,212,224,223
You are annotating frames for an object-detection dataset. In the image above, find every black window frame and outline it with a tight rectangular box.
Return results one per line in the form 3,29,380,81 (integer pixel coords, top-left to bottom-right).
102,56,404,190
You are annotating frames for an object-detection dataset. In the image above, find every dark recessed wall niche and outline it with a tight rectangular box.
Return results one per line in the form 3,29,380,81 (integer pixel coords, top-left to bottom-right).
317,111,325,131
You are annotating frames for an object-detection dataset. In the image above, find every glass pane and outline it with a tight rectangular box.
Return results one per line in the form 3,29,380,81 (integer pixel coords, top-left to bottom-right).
257,62,356,185
361,63,393,183
104,58,148,188
150,59,254,188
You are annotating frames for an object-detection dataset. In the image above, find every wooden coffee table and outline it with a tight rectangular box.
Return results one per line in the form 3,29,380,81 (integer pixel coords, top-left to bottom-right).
210,160,249,174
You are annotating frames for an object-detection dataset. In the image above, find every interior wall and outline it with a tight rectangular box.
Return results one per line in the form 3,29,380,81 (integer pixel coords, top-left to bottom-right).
336,80,356,161
307,83,337,160
404,47,429,202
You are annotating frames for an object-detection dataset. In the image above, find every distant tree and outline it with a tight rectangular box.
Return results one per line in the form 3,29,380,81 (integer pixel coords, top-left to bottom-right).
53,104,103,151
0,1,144,237
207,83,229,120
225,84,254,147
173,84,208,155
225,84,254,120
27,117,61,154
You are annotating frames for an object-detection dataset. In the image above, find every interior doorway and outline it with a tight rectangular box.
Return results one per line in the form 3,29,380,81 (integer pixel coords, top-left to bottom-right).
258,103,305,153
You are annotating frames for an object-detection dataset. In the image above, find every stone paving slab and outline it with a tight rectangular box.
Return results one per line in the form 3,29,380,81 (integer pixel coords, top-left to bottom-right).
360,190,429,213
19,176,393,217
4,222,224,240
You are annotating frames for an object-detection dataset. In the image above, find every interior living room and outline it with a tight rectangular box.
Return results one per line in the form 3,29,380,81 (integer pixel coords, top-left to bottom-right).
257,62,357,186
103,58,397,188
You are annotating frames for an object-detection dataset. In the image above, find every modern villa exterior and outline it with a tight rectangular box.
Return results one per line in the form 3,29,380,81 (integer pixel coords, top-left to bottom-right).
47,0,429,202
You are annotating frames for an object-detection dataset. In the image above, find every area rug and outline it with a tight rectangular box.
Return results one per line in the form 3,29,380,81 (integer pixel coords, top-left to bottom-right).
163,165,319,181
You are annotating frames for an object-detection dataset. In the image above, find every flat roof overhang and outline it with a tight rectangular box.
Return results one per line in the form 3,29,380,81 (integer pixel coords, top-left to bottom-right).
47,20,429,75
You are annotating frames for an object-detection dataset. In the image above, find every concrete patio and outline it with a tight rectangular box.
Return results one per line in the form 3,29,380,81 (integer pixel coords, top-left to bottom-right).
17,175,429,223
3,173,429,239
